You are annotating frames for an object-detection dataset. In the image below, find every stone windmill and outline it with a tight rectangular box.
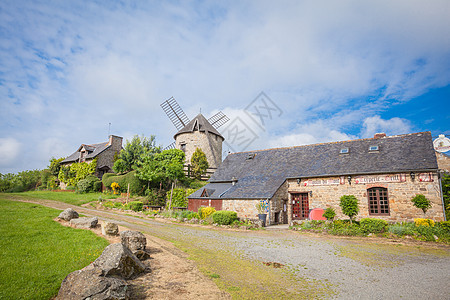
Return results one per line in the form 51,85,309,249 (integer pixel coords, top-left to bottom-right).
160,97,229,169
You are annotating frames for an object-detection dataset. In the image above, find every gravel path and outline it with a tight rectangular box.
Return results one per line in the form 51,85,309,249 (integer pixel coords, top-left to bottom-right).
11,196,450,299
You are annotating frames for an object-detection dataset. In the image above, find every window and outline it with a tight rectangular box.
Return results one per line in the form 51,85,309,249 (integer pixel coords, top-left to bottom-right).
180,143,186,152
368,187,389,215
340,148,349,154
369,145,379,151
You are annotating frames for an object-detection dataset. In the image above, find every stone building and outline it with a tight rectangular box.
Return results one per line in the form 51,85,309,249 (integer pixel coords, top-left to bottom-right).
188,132,446,225
61,135,123,180
174,113,224,169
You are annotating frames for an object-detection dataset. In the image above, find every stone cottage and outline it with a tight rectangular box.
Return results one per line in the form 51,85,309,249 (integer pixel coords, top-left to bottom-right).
188,132,446,225
61,135,123,181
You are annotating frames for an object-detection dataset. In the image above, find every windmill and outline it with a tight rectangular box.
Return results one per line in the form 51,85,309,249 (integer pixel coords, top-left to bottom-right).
160,97,229,169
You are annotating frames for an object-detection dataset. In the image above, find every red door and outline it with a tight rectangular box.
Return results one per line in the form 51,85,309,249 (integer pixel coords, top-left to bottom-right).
292,193,309,220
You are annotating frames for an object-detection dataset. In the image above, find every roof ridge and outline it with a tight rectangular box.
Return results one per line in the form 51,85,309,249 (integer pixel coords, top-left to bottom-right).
228,131,431,155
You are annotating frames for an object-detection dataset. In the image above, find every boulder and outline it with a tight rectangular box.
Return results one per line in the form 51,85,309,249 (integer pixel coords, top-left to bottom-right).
93,243,146,279
57,266,129,300
102,222,119,236
58,208,79,221
120,230,146,253
70,217,98,229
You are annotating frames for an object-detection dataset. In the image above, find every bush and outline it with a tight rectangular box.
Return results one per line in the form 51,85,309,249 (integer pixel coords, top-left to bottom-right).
165,188,195,208
339,195,359,223
145,188,165,206
124,201,144,212
388,223,416,236
414,218,435,227
66,185,76,191
360,218,388,234
436,221,450,233
411,194,432,214
76,174,101,193
198,206,216,219
212,211,238,225
328,220,363,236
102,171,145,195
322,207,336,221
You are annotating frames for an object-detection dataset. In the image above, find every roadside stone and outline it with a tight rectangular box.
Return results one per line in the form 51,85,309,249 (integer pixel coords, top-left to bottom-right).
70,217,98,229
93,243,146,279
120,230,146,253
102,222,119,236
58,208,79,221
189,218,199,224
57,266,130,300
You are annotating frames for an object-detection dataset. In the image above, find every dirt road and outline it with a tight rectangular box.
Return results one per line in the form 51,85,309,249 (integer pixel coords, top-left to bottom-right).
9,196,450,299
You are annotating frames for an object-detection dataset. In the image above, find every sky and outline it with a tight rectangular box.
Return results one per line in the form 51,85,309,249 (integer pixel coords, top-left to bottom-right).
1,0,449,174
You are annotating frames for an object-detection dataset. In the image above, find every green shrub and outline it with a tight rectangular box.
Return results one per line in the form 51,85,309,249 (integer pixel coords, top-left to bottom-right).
177,211,199,220
76,174,101,193
436,221,450,233
360,218,388,234
339,195,359,223
124,201,144,212
212,211,238,225
328,220,363,236
102,171,145,195
322,207,336,221
66,185,76,191
388,222,416,236
165,188,195,208
198,206,216,219
411,194,432,214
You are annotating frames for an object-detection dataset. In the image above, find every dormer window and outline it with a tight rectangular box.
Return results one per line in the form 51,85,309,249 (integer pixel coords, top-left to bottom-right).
340,148,349,154
369,145,379,152
247,153,255,160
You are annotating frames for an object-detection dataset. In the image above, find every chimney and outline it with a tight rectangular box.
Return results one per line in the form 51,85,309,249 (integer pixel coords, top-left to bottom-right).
374,133,387,139
108,135,123,149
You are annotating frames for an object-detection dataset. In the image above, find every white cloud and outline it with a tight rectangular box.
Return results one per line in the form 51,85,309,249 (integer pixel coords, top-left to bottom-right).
361,115,412,138
0,138,21,168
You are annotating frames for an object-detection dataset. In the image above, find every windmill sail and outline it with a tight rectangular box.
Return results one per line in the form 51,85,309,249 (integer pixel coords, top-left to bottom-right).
164,141,176,150
160,97,190,130
208,111,230,129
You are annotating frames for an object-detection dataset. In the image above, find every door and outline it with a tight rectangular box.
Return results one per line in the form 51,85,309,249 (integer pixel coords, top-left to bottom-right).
292,193,309,220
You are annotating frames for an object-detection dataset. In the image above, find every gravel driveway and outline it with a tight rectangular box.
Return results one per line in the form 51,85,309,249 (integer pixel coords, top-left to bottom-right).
11,197,450,299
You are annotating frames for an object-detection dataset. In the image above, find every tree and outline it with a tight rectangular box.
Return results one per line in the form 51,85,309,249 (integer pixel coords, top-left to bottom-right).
136,149,185,186
191,148,209,179
411,194,432,216
113,135,160,173
339,195,359,223
49,157,64,176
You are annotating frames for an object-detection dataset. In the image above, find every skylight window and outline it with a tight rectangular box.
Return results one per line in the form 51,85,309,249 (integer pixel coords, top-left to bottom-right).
369,145,379,151
340,148,349,154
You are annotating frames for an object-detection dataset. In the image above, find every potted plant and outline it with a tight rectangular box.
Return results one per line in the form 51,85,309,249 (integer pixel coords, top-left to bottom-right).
255,202,267,227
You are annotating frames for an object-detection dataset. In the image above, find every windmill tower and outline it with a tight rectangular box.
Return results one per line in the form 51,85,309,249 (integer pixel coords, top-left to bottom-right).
161,97,229,169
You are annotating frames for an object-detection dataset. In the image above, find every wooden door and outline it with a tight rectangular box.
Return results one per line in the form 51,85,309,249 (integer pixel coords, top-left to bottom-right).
292,193,309,220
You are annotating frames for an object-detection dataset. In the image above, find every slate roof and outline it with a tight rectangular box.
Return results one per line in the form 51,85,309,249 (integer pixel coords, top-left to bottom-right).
189,132,438,200
61,141,110,164
174,113,223,139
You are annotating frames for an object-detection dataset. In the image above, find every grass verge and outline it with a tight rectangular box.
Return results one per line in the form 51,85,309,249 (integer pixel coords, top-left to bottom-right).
0,198,109,299
7,191,116,206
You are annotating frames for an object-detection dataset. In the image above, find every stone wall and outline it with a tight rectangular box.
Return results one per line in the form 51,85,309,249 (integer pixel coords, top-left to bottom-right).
269,181,289,224
222,199,261,219
176,131,223,169
436,152,450,173
286,172,444,223
95,135,122,178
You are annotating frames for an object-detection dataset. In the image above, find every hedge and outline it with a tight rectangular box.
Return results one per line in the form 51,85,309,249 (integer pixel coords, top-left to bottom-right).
360,218,388,234
102,171,145,195
212,211,238,225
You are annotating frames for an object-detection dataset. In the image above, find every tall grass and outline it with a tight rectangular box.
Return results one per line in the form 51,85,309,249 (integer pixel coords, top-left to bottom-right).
0,199,109,299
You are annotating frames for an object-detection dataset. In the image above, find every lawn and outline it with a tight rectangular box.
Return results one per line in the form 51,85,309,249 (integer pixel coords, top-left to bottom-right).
0,198,109,299
9,190,117,206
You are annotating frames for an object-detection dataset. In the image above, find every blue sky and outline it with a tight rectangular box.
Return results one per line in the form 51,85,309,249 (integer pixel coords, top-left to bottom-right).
1,0,449,174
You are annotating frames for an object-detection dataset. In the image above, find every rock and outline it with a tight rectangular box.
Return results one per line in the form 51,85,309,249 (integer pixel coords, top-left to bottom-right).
93,243,146,279
120,230,146,253
58,208,79,221
57,266,129,300
134,249,151,261
102,222,119,236
70,217,98,229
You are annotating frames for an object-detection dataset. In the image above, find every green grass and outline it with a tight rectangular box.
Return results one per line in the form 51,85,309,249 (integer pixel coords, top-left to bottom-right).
0,198,109,299
7,191,118,206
